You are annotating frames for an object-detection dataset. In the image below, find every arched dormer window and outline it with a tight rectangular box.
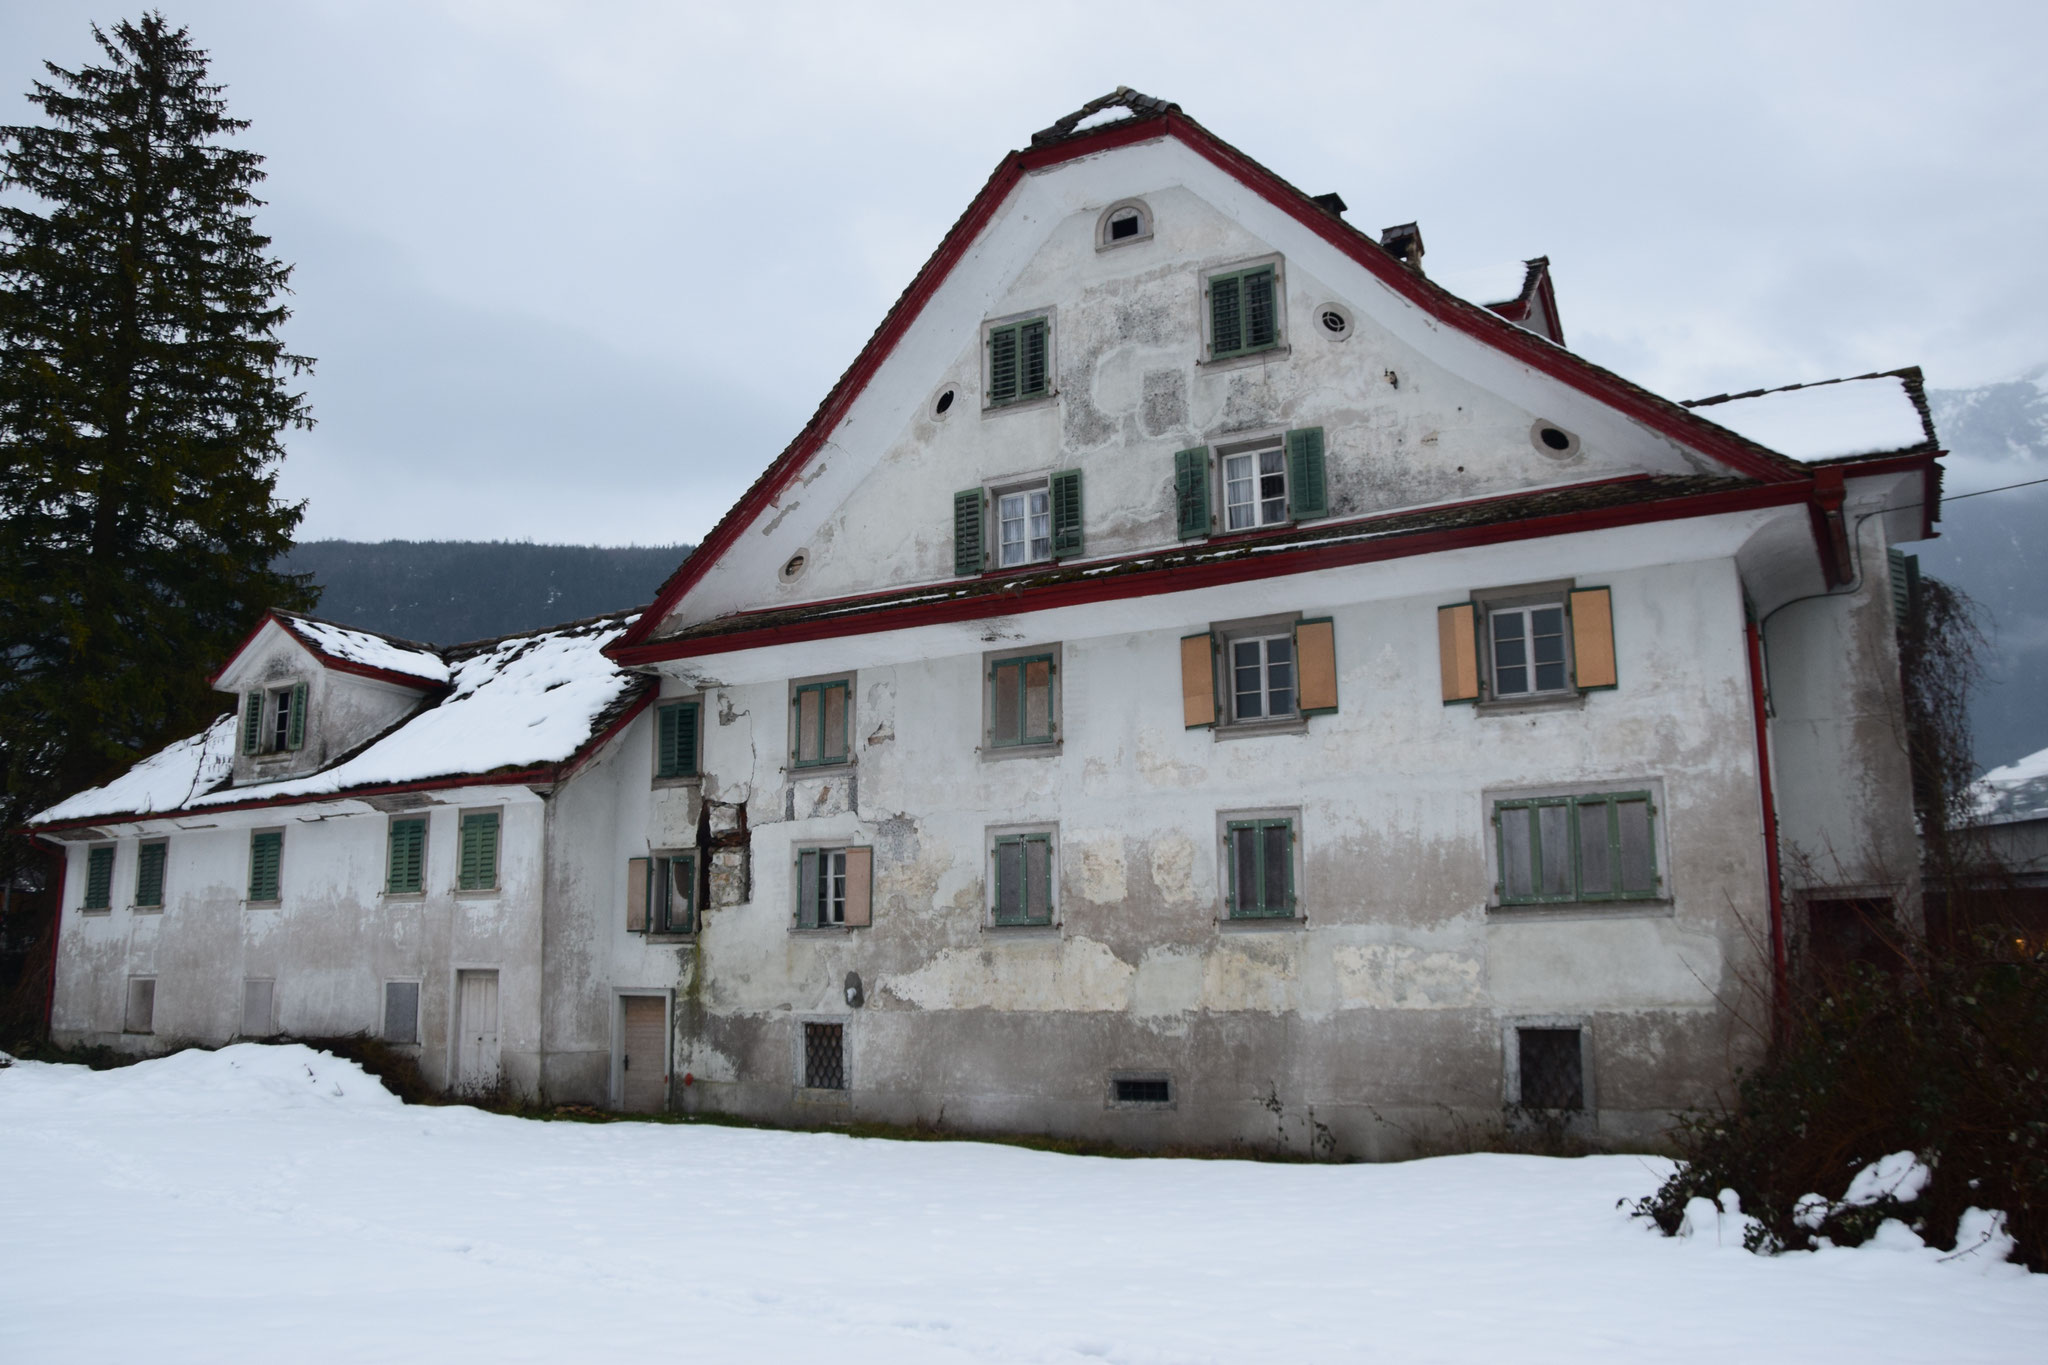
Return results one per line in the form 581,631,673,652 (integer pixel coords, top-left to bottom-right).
1097,199,1152,249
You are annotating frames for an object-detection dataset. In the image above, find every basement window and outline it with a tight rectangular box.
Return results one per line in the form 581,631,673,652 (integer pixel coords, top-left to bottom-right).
1512,1026,1586,1111
802,1021,846,1091
1112,1075,1173,1106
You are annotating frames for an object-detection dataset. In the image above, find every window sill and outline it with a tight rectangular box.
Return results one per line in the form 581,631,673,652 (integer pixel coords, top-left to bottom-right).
643,931,697,944
651,774,702,790
1487,900,1672,923
979,741,1061,764
454,888,501,900
1476,692,1587,717
131,906,163,915
1217,914,1305,932
794,1086,852,1105
1198,344,1290,372
245,900,280,910
79,907,110,917
789,762,856,777
1213,718,1308,743
788,925,862,937
381,891,426,901
986,921,1060,937
980,391,1058,418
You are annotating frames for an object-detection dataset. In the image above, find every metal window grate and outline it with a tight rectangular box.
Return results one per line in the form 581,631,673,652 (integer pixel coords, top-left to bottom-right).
803,1022,845,1090
1517,1028,1584,1110
1114,1077,1171,1105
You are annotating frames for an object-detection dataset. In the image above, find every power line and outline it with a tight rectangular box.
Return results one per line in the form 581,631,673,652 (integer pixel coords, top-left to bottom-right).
1944,475,2048,502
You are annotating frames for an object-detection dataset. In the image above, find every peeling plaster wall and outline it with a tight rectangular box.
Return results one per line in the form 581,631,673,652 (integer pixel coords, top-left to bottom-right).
1765,512,1921,909
655,551,1770,1154
48,788,549,1097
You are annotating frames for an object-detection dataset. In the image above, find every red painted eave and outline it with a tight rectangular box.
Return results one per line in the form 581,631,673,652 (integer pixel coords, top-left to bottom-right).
613,478,1817,666
206,611,450,694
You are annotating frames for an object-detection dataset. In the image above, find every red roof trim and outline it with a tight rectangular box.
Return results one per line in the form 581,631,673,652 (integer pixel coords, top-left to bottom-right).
613,108,1809,656
206,611,448,693
613,479,1813,665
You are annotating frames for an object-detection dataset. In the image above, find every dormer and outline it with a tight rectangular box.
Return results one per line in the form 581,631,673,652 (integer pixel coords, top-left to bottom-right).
208,613,450,787
1441,255,1566,346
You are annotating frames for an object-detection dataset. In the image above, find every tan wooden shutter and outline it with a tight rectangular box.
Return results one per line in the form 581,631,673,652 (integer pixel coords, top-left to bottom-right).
1296,618,1337,714
1437,604,1480,703
1569,587,1617,689
1180,633,1216,728
626,856,649,931
842,847,873,927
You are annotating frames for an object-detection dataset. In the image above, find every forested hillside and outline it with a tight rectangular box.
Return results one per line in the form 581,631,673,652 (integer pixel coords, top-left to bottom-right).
277,541,691,646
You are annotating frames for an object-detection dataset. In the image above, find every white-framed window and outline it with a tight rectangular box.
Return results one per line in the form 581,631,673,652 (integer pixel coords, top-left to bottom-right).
987,825,1057,927
1221,443,1288,531
241,681,307,755
1487,602,1570,699
1229,632,1296,723
795,846,872,929
996,481,1052,568
650,851,697,934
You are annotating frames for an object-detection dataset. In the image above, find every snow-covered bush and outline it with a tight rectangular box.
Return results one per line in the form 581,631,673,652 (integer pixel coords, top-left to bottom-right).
1632,930,2048,1269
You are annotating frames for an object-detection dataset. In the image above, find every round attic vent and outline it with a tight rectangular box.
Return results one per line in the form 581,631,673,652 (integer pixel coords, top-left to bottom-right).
780,551,808,583
1531,420,1581,458
1317,303,1353,340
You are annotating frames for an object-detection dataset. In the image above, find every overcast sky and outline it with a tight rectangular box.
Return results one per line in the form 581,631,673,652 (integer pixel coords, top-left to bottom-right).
4,1,2044,545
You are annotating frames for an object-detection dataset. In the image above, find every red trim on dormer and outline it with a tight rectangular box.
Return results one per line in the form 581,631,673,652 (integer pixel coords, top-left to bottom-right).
206,611,448,694
611,108,1810,657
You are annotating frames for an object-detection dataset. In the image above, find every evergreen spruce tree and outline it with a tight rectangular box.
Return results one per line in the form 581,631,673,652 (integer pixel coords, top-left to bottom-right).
0,14,316,961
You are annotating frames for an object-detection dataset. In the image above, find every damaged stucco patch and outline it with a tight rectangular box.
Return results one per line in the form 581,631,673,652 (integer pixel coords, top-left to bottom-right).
1332,943,1484,1009
1201,938,1299,1014
1147,832,1198,904
1071,834,1128,905
879,937,1134,1012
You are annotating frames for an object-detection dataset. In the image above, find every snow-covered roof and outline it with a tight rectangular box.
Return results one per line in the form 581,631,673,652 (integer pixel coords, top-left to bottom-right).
1438,260,1535,307
1681,372,1936,462
280,615,450,686
32,613,646,826
1972,746,2048,827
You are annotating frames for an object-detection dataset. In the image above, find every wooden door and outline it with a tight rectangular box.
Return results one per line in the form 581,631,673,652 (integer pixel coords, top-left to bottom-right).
455,970,500,1095
619,995,668,1112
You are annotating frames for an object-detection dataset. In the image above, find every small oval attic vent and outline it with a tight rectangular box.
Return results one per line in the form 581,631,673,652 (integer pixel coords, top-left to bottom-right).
1317,303,1353,340
780,551,808,583
1531,421,1581,458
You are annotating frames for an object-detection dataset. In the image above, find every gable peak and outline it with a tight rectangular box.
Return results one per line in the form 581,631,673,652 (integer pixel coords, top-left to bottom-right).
1030,87,1177,148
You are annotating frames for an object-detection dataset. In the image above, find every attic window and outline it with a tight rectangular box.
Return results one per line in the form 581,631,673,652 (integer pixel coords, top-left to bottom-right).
1097,200,1153,249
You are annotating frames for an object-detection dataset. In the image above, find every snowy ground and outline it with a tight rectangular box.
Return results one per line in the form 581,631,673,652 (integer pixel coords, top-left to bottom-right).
2,1046,2041,1364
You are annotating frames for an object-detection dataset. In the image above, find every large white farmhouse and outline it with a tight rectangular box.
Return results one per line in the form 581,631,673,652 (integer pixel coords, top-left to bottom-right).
30,90,1945,1155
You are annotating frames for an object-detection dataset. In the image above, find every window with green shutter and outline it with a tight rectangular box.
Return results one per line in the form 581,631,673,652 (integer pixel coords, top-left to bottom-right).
652,852,697,934
1207,264,1280,360
1050,468,1083,558
991,832,1055,926
1285,427,1327,519
458,811,500,891
1175,447,1210,538
386,817,426,895
1225,818,1296,918
135,840,167,909
248,831,283,903
986,316,1050,405
286,681,307,750
1494,791,1659,906
656,700,700,779
989,652,1057,748
83,846,114,910
954,488,986,577
792,678,852,768
241,691,264,755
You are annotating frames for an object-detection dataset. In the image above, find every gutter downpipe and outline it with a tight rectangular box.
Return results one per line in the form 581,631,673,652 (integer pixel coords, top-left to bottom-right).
1745,615,1789,1040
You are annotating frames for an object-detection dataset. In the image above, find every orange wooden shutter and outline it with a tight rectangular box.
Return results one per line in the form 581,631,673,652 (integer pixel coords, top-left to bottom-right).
1180,633,1216,728
1437,604,1479,703
626,857,649,931
1296,618,1337,714
1569,588,1617,689
842,847,873,926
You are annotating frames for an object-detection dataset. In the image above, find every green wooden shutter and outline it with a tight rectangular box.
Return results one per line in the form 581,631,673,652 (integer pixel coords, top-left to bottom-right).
135,841,167,908
1175,448,1210,539
84,847,114,909
657,701,699,778
459,812,499,891
1244,267,1278,350
1286,427,1327,519
1050,469,1083,558
387,818,425,895
286,682,308,750
988,324,1019,402
1020,317,1049,397
242,691,263,755
954,489,985,577
249,832,282,902
1210,274,1242,355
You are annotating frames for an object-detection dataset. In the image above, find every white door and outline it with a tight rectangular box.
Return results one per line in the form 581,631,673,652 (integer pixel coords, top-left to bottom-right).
455,970,500,1095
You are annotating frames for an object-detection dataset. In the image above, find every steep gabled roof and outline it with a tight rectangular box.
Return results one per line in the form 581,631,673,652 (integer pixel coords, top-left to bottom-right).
33,612,651,830
612,88,1817,654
